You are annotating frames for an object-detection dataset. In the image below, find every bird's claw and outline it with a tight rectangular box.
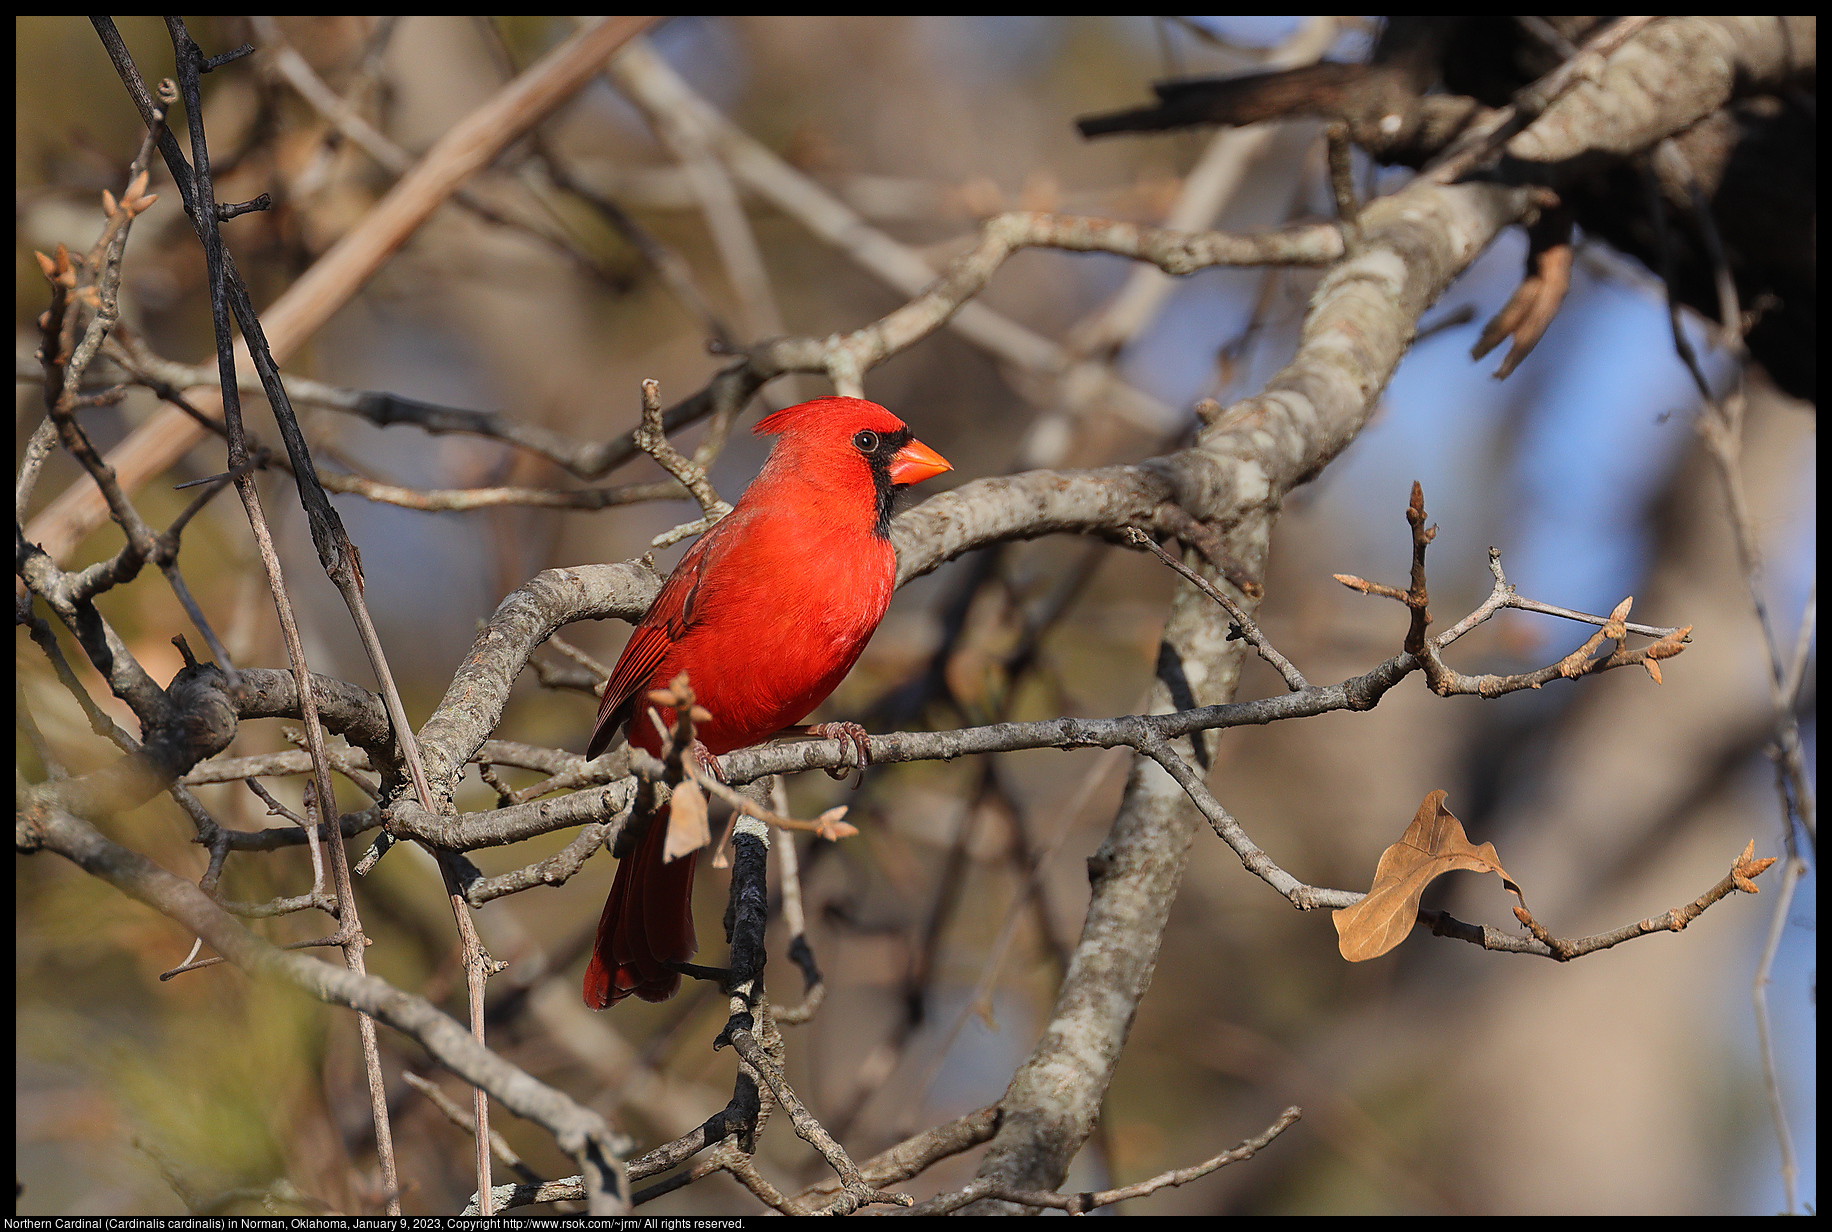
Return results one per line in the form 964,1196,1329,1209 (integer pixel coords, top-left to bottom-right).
808,722,872,786
691,739,728,784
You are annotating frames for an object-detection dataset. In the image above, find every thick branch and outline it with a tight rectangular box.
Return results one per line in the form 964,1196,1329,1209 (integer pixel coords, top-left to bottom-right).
414,562,661,794
1507,17,1816,165
961,158,1535,1210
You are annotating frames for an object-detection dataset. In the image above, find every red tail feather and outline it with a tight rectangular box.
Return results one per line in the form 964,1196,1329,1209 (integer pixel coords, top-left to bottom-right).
583,803,698,1007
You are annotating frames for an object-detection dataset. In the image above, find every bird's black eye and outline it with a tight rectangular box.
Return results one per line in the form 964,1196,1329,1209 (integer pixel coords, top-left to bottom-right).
853,430,880,454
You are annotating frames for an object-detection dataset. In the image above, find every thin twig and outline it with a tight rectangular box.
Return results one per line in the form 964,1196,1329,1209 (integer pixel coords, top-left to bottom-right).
1126,526,1308,689
793,1105,1001,1213
159,18,403,1208
403,1070,544,1186
1646,138,1815,857
1333,488,1689,699
635,378,731,548
907,741,1132,1112
25,799,631,1213
1751,855,1805,1215
529,135,737,347
906,1106,1301,1214
1506,840,1778,961
610,39,1204,420
725,1029,913,1213
620,47,792,353
251,15,639,297
245,776,326,896
28,16,659,571
1646,140,1817,1214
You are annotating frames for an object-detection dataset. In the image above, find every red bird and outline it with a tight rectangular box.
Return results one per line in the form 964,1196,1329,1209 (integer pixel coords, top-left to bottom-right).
582,396,951,1007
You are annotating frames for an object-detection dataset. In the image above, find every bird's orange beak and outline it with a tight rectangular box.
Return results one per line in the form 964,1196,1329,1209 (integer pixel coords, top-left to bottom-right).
888,436,951,487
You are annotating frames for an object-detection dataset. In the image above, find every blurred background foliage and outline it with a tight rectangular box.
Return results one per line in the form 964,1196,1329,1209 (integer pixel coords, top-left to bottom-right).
16,16,1814,1215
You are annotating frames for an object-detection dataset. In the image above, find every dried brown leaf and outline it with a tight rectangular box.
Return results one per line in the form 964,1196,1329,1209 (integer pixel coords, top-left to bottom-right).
1333,790,1525,961
664,779,709,862
814,806,858,841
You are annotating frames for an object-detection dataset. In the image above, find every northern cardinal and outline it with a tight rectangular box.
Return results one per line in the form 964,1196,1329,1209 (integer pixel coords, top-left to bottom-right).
582,396,951,1007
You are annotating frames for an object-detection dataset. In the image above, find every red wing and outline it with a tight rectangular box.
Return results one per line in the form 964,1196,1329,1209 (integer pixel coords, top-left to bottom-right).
586,625,671,758
585,534,715,759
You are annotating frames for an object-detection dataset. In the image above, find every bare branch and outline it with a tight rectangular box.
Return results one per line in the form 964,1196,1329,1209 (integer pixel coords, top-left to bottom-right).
250,15,642,297
635,378,731,547
1125,526,1308,690
725,1029,913,1213
1425,16,1661,182
908,1106,1301,1214
1503,18,1814,165
1494,840,1781,960
19,799,631,1214
26,16,659,568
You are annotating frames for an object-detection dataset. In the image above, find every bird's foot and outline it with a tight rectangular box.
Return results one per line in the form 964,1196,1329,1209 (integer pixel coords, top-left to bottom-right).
805,721,872,786
691,738,727,784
